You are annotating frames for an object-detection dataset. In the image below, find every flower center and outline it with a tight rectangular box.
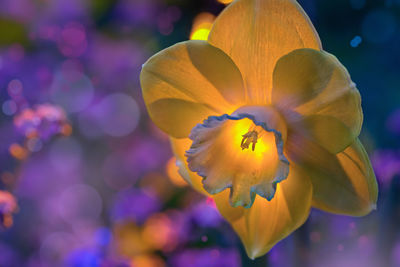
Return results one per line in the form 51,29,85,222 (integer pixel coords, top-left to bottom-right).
241,130,258,151
231,118,277,160
186,106,289,208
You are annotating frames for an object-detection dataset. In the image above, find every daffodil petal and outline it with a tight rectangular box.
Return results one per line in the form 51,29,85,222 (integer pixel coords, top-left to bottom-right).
286,133,378,216
273,48,362,153
213,165,312,259
208,0,321,104
293,114,355,154
141,40,246,138
169,137,208,195
272,49,336,107
149,99,213,139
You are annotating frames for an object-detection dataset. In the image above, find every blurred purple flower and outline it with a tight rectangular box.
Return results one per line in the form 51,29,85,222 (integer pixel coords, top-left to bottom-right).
112,0,162,28
0,242,21,267
34,0,90,24
328,215,359,240
57,184,103,223
79,93,140,138
0,0,35,22
16,139,83,199
169,248,241,267
111,188,161,224
111,0,182,36
269,242,292,267
88,36,147,91
0,49,61,107
14,104,70,141
189,201,222,228
126,138,170,174
102,137,170,190
392,241,400,267
49,60,94,113
64,248,100,267
57,22,87,58
371,149,400,186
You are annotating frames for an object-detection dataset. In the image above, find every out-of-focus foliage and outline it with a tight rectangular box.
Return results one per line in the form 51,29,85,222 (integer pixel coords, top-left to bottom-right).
0,18,27,46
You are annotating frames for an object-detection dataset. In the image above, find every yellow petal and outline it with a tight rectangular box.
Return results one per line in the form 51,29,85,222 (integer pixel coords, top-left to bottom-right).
208,0,321,104
293,114,355,154
273,49,362,153
213,165,312,259
148,99,212,139
141,40,246,138
169,137,208,195
286,134,378,216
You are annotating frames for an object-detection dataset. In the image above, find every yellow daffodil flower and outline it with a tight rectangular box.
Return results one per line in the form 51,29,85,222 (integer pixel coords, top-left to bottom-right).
140,0,378,259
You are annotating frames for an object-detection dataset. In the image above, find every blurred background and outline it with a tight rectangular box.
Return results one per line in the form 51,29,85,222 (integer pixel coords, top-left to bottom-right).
0,0,399,266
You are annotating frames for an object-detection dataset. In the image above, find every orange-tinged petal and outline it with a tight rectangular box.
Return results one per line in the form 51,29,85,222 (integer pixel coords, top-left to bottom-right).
286,132,378,216
272,49,362,153
141,40,246,138
213,165,312,259
170,137,208,195
208,0,321,104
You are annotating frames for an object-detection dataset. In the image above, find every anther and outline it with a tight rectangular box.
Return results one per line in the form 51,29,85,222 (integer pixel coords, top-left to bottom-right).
241,130,258,151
